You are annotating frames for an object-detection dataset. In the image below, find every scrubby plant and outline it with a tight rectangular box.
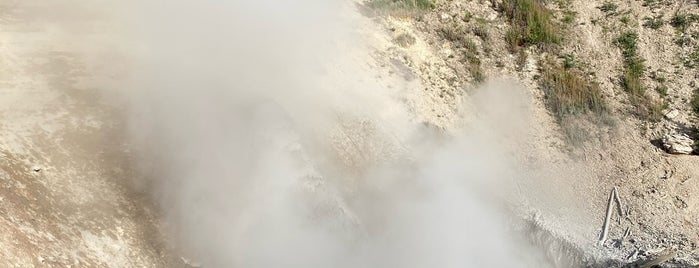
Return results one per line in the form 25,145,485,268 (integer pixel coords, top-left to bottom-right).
685,47,699,69
562,11,576,24
563,54,576,69
463,11,473,22
655,84,668,97
461,38,485,83
675,36,692,47
394,33,417,47
501,0,560,50
473,24,489,40
670,13,699,32
642,15,665,29
599,2,618,14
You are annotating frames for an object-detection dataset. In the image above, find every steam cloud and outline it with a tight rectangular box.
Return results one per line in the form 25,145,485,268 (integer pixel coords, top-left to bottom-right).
43,0,548,266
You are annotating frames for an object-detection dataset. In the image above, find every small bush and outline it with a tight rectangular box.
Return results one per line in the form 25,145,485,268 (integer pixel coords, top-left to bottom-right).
473,24,490,40
457,36,485,84
675,36,692,47
655,84,668,97
562,11,576,24
394,33,417,47
463,11,473,22
501,0,560,50
642,15,664,29
670,13,699,32
599,2,618,13
563,54,576,69
439,25,466,43
620,16,630,25
684,47,699,69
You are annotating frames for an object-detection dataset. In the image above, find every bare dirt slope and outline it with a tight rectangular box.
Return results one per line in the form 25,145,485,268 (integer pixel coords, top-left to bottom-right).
0,2,179,267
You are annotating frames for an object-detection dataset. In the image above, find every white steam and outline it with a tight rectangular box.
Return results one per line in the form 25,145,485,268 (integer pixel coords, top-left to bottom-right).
39,0,549,267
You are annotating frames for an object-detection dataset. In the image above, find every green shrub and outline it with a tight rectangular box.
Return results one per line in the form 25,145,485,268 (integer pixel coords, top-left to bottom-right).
473,24,490,40
563,54,576,69
501,0,560,49
620,15,631,25
655,84,668,97
670,13,699,32
599,2,618,13
562,11,576,24
642,0,661,9
685,47,699,69
642,15,664,29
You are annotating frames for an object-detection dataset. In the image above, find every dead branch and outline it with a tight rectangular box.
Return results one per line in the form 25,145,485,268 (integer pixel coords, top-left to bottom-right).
599,188,616,246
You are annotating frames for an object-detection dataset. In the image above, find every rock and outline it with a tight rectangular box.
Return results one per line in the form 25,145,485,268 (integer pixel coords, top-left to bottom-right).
661,134,695,154
664,109,679,119
439,13,451,22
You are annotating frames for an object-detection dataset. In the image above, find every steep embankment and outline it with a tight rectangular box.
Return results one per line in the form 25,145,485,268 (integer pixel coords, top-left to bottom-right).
364,0,699,266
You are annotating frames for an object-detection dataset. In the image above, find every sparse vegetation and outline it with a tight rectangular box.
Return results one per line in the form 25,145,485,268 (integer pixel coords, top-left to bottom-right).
599,2,618,14
655,84,668,97
675,36,692,47
463,11,473,22
670,13,699,32
616,32,644,94
642,15,664,29
620,16,630,25
684,47,699,68
473,24,489,40
501,0,560,51
539,61,606,119
563,54,576,69
394,33,417,47
367,0,434,12
615,31,663,121
461,38,485,83
562,11,576,24
642,0,665,10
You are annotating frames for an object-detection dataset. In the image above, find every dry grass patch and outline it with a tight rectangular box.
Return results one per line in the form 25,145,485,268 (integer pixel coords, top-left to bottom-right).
539,61,606,119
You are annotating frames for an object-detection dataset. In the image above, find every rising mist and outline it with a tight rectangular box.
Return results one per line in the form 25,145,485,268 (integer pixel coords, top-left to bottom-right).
72,0,546,267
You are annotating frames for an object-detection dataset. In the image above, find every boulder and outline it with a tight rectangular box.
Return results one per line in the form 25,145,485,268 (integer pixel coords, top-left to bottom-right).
662,134,695,154
663,109,679,120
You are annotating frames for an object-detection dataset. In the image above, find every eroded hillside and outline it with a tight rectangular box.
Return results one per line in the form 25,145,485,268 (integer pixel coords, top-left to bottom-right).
364,0,699,266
